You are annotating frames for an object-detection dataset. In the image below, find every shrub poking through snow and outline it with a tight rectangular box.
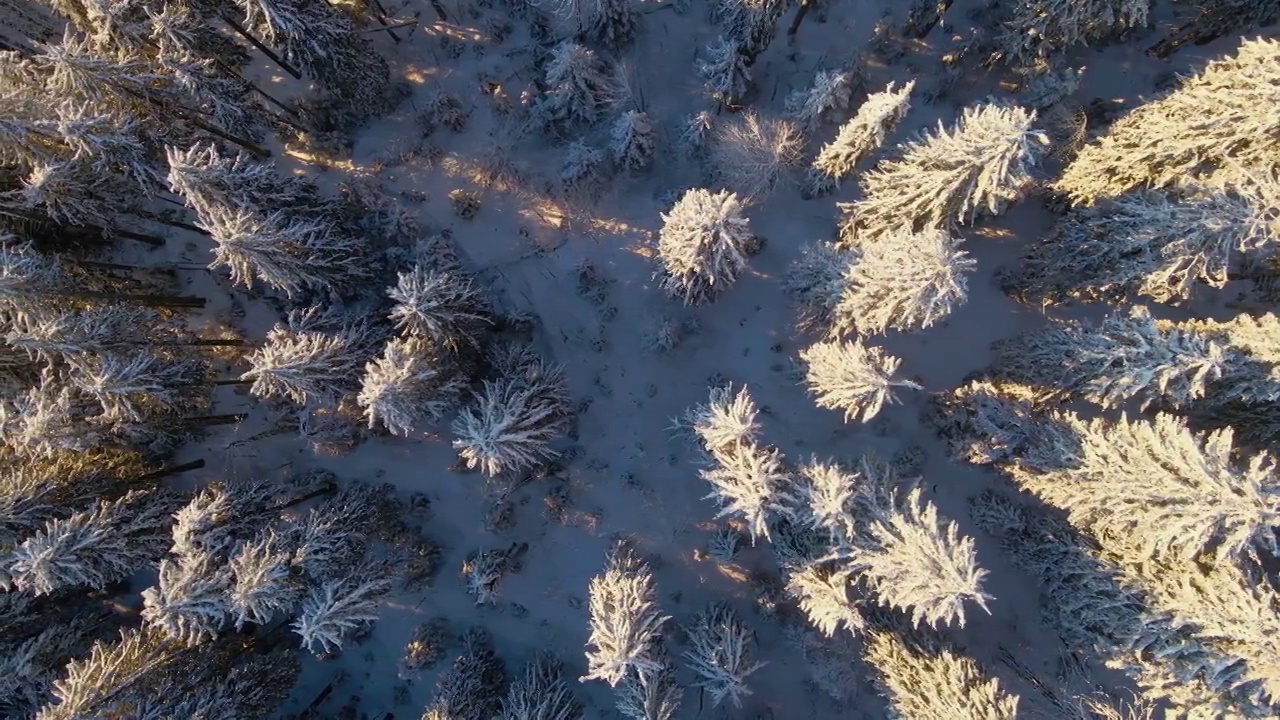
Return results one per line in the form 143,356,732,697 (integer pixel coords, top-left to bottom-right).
708,112,804,200
840,102,1046,243
358,335,466,436
800,339,921,423
864,626,1020,720
655,188,754,304
682,602,766,707
806,81,915,197
611,111,656,172
842,229,975,335
452,346,570,477
785,69,856,131
581,546,670,686
698,36,750,107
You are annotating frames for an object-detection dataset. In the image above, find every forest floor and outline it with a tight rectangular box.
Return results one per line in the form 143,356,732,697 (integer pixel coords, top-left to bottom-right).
150,0,1270,717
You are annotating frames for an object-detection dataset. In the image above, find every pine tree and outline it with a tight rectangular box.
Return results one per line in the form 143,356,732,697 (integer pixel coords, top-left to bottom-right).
65,350,209,424
715,0,787,55
165,142,321,220
800,339,921,423
292,574,391,655
700,441,794,542
540,41,612,128
782,242,860,337
863,626,1020,720
1056,38,1280,204
589,0,637,50
423,628,507,720
241,307,379,406
681,602,765,707
3,305,166,360
1008,182,1278,305
610,110,655,172
697,36,750,107
6,489,180,595
498,653,583,720
840,228,975,335
139,552,231,645
228,528,300,629
615,661,681,720
678,110,714,157
656,188,754,304
451,349,570,477
806,80,914,197
841,103,1046,243
680,383,760,455
707,111,803,199
386,265,491,351
358,335,465,437
785,563,865,636
580,547,670,687
784,69,855,131
997,0,1150,63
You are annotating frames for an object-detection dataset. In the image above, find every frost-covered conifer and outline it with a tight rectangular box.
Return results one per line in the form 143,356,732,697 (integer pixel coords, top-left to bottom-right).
708,112,803,199
785,69,855,131
20,159,137,228
423,628,507,720
715,0,787,55
700,442,793,542
997,0,1149,63
0,374,102,456
169,477,289,562
541,41,612,127
682,603,765,707
140,553,230,645
782,242,860,337
795,459,860,536
927,379,1070,466
387,265,490,351
580,547,670,686
358,335,465,436
590,0,637,50
3,305,165,361
0,240,72,313
292,575,390,655
680,383,760,454
1007,412,1280,569
560,140,608,194
697,37,750,107
242,308,378,406
800,339,920,423
845,488,992,629
7,489,179,595
805,81,914,197
863,627,1020,720
228,529,300,628
1008,183,1278,305
451,352,570,477
616,662,681,720
992,307,1266,410
66,351,208,423
1056,39,1280,203
498,653,583,720
786,563,864,636
610,110,655,172
841,103,1046,242
165,143,321,220
678,110,714,157
841,228,975,335
656,188,754,304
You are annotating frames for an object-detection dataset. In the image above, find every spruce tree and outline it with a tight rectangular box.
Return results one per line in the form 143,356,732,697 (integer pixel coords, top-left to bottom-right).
841,228,975,335
800,339,921,423
580,547,669,687
806,80,914,197
656,188,754,305
681,602,765,707
864,626,1020,720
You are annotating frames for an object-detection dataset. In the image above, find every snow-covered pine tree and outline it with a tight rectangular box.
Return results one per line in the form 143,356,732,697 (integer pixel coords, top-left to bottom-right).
656,188,754,304
580,546,670,687
451,348,570,477
805,80,914,197
1008,181,1278,305
927,379,1071,466
841,228,975,335
358,335,465,437
386,265,491,351
610,110,655,172
165,143,322,221
841,102,1046,243
678,110,714,157
227,527,300,629
707,111,803,199
1171,313,1280,366
422,627,507,720
199,203,368,298
616,661,681,720
0,373,104,457
996,0,1149,63
6,489,181,595
540,41,612,128
498,653,583,720
781,242,860,337
589,0,637,50
680,383,760,455
560,139,608,195
2,305,172,361
863,626,1020,720
292,574,391,655
139,552,231,645
1150,0,1279,58
992,306,1275,410
697,36,750,108
682,602,765,707
1056,38,1280,204
785,69,855,131
65,351,209,424
715,0,787,56
785,562,865,636
800,339,921,423
794,458,861,537
241,306,379,407
0,609,108,718
700,441,794,542
1005,411,1280,570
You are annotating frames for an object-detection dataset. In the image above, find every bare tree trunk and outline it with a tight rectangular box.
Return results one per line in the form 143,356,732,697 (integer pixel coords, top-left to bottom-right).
71,290,206,309
787,0,812,39
428,0,447,22
221,14,303,79
366,0,403,42
134,458,206,483
185,413,249,426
